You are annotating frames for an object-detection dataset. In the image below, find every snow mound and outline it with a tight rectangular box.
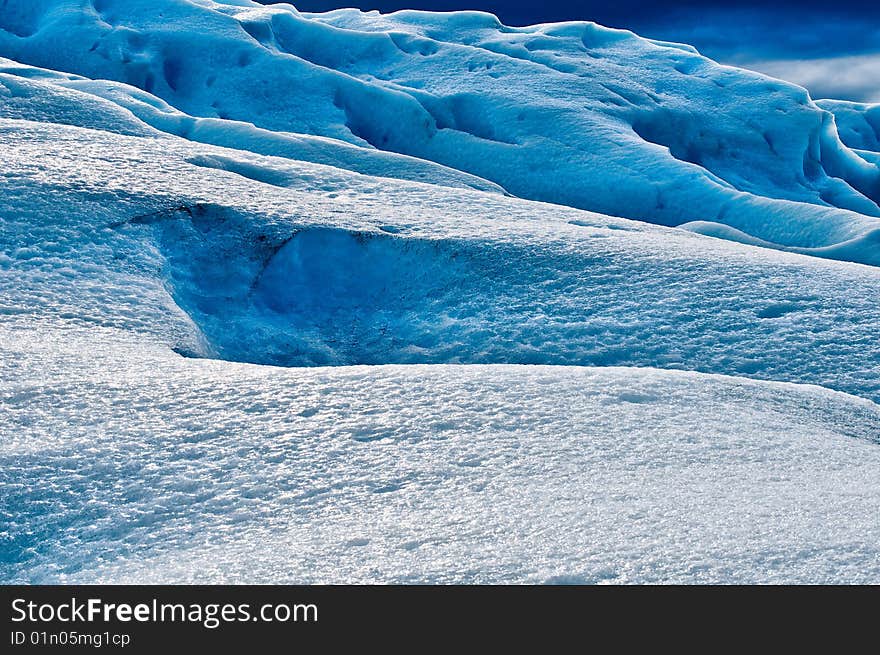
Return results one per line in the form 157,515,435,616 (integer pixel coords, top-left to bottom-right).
2,323,879,584
0,59,503,193
681,221,880,266
1,0,879,263
3,115,879,400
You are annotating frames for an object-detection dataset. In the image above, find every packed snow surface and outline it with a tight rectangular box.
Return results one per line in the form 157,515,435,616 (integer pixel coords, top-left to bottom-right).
3,323,879,584
1,0,879,583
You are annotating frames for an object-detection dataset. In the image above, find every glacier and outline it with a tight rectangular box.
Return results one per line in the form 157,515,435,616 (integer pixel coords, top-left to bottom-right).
0,0,879,584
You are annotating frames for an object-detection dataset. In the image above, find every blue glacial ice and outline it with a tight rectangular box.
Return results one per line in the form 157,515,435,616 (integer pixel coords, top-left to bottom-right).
2,0,880,262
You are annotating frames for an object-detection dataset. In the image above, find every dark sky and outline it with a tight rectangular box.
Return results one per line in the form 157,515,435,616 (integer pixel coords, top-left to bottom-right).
280,1,877,26
257,1,880,101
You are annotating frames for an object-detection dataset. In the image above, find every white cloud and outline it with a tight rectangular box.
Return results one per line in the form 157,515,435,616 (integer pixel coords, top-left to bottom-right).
739,53,880,103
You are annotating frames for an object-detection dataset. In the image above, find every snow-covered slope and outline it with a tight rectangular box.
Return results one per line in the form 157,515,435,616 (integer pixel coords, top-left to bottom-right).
4,323,879,584
817,99,880,155
1,0,879,263
0,58,504,193
1,1,879,583
3,104,880,398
